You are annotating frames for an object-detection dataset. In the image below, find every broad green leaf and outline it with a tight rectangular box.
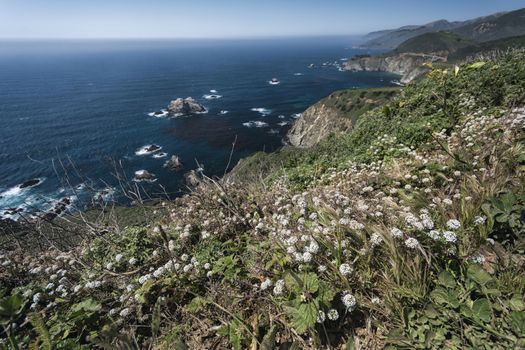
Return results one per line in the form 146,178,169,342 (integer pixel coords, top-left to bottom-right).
0,294,24,317
437,271,456,289
467,265,492,286
472,299,491,322
287,302,318,333
301,273,319,294
70,298,100,313
509,295,525,311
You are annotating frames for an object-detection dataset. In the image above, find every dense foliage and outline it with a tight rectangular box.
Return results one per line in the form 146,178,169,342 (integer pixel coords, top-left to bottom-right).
1,51,525,349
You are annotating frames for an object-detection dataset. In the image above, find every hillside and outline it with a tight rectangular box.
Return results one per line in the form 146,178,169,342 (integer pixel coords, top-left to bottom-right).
454,8,525,42
448,34,525,62
360,11,508,50
360,8,525,51
392,31,474,54
2,51,525,349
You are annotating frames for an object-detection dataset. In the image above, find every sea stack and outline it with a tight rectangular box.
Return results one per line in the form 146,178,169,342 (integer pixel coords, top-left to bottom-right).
167,97,207,116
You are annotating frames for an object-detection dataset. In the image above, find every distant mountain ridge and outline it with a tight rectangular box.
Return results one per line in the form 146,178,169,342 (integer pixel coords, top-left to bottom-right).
360,10,511,50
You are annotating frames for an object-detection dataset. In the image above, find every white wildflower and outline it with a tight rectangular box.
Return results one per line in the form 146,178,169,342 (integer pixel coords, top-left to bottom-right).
316,310,326,323
339,263,353,276
260,278,273,291
370,233,383,247
446,219,461,230
391,228,404,239
119,308,130,318
342,293,357,311
404,237,420,249
442,231,457,243
327,309,339,321
273,279,285,296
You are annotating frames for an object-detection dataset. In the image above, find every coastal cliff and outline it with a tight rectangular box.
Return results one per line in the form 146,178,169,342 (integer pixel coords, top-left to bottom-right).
344,53,445,83
286,88,399,148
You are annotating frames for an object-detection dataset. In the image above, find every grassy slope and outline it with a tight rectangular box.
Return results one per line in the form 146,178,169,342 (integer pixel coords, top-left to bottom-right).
448,34,525,62
392,31,474,54
2,52,525,349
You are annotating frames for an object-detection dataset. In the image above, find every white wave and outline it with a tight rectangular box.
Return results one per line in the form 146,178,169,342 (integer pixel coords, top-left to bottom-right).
268,129,279,134
210,89,218,94
135,144,162,156
278,114,286,119
250,108,272,116
293,73,304,76
243,121,269,128
93,187,116,201
219,110,229,115
148,109,169,118
133,170,158,183
203,94,222,100
278,121,289,126
268,79,281,85
0,178,45,200
152,152,168,159
292,113,302,119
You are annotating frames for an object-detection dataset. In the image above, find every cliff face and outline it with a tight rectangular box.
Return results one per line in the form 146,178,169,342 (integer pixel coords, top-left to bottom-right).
286,88,399,148
344,53,445,83
287,102,353,148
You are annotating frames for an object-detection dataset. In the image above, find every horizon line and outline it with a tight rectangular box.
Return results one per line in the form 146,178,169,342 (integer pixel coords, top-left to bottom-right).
0,34,369,41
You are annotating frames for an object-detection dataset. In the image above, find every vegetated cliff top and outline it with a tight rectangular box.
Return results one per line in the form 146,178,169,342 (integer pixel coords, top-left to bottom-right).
2,51,525,349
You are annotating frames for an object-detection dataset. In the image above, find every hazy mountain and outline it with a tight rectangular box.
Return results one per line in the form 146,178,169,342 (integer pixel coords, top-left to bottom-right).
360,10,510,50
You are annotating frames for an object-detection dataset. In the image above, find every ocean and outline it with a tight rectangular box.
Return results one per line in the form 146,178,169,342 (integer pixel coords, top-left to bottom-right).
0,37,396,219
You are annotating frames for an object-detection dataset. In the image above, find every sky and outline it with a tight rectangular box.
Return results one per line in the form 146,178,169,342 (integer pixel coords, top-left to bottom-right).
0,0,524,39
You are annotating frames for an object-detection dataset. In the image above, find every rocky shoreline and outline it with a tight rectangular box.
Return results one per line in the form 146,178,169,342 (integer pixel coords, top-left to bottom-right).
344,53,446,84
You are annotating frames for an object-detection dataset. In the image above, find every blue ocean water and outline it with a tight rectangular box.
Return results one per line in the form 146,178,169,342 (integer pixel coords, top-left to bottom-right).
0,38,395,219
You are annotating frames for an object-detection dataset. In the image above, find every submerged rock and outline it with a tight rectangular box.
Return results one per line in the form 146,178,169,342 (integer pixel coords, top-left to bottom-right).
19,179,42,189
164,155,183,171
134,170,157,182
168,97,207,116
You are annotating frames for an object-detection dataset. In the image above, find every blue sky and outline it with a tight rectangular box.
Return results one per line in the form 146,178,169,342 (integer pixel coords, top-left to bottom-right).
0,0,523,39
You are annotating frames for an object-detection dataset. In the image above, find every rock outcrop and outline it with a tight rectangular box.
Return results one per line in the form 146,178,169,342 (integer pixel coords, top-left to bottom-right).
287,102,353,148
344,53,445,84
164,155,183,171
184,170,201,187
168,97,207,116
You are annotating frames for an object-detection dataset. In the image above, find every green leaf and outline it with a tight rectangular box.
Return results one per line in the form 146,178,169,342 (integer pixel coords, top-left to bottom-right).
471,299,491,322
260,325,277,350
509,295,525,311
152,297,163,338
302,273,319,294
186,296,210,313
287,302,318,334
467,62,486,70
437,271,456,289
467,265,492,286
70,298,100,313
510,311,525,334
0,293,25,318
28,313,52,350
346,336,356,350
431,287,459,308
